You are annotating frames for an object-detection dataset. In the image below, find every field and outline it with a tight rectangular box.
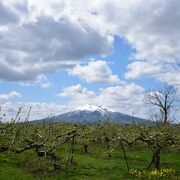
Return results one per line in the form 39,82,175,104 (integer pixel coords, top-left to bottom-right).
0,123,180,179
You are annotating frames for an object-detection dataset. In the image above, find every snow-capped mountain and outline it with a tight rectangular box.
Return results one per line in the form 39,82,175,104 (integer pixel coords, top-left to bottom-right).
32,104,152,124
75,104,111,114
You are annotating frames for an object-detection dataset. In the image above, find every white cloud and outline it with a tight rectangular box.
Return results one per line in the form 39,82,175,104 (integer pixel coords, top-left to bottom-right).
0,1,113,81
19,75,51,88
68,60,120,84
58,84,96,102
58,83,149,118
0,1,19,25
125,61,180,91
125,61,163,79
97,83,146,116
97,0,180,63
35,75,51,89
39,82,51,89
157,67,180,94
0,101,66,122
0,91,21,101
0,0,180,89
99,0,180,89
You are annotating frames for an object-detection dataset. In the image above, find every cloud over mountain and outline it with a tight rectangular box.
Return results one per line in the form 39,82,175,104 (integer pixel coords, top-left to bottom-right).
58,83,148,118
68,60,120,84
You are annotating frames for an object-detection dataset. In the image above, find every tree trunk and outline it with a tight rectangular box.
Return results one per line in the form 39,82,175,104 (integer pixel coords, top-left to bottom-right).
70,135,75,163
84,144,88,153
107,143,111,157
121,142,129,172
51,153,60,170
154,146,160,170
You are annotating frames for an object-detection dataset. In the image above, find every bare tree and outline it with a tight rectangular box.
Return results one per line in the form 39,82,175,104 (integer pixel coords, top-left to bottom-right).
144,84,176,124
144,85,177,169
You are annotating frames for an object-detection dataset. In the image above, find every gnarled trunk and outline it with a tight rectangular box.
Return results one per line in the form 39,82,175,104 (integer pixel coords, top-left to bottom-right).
154,146,160,169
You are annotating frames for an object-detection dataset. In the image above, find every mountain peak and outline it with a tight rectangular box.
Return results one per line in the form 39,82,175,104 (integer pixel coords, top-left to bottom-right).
75,104,110,113
32,103,151,124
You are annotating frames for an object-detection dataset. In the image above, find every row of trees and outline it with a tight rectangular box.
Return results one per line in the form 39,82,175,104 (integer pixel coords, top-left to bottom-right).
0,122,179,171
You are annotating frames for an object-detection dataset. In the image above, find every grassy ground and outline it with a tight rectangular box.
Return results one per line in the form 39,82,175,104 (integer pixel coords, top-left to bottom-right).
0,144,179,180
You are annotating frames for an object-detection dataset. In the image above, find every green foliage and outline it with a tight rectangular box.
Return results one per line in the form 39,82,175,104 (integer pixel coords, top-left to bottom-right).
0,122,180,179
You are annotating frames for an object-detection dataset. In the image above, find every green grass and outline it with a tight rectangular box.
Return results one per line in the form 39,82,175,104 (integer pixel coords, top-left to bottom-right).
0,144,179,180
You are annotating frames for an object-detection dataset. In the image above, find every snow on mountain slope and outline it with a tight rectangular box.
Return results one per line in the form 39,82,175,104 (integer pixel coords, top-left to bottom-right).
75,104,111,114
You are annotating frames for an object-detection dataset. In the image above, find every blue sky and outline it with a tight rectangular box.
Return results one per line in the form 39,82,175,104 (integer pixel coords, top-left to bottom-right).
0,0,179,121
